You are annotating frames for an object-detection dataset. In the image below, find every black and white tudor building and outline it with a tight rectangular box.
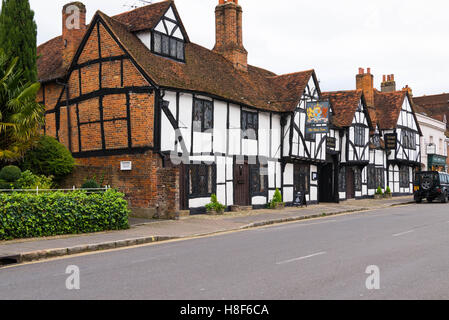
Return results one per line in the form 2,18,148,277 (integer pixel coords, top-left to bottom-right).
149,1,422,212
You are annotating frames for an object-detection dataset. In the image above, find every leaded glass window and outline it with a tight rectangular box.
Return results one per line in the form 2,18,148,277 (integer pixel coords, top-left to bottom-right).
242,111,258,140
189,164,216,197
339,166,346,192
354,125,365,147
193,98,214,133
400,166,410,188
354,167,362,191
153,33,162,54
250,164,268,195
152,31,185,61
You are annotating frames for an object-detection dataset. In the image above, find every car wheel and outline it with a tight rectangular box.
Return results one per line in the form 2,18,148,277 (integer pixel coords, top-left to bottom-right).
442,192,449,204
415,198,422,204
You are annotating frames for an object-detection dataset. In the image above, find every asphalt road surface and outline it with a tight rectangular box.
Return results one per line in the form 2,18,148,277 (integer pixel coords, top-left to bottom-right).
1,203,449,300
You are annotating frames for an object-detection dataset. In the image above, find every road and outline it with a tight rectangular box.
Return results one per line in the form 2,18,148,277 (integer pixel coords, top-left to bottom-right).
1,203,449,300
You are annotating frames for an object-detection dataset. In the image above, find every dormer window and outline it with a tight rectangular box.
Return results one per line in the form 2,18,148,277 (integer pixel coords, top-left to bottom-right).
153,32,184,61
151,6,186,62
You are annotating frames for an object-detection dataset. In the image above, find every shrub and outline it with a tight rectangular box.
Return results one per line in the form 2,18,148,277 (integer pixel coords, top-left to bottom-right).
0,189,130,240
16,170,54,190
269,189,284,209
0,165,22,182
21,136,75,179
82,179,101,189
0,179,13,190
385,186,392,194
205,194,226,213
376,187,383,195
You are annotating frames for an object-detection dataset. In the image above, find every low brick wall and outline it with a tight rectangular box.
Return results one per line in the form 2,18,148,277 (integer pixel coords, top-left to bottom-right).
61,151,180,219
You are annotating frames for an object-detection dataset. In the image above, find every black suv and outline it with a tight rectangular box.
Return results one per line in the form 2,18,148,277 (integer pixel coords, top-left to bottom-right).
414,171,449,204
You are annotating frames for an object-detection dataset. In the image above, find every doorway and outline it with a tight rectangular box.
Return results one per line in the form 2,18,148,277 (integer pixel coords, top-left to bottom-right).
319,163,336,202
234,162,250,206
346,167,355,199
179,164,189,210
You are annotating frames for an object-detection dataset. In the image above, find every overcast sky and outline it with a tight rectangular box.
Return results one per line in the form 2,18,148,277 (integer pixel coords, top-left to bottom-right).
25,0,449,96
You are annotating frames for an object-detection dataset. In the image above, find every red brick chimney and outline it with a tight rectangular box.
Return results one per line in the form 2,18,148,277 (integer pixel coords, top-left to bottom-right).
381,74,396,93
213,0,248,72
356,67,374,107
62,2,87,69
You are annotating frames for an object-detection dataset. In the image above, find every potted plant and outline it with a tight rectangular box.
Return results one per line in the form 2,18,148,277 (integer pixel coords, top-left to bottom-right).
384,186,392,198
268,189,285,209
374,186,384,199
205,194,226,215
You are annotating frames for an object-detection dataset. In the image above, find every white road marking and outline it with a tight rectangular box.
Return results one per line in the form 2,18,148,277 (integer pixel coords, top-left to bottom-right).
276,252,327,265
392,230,415,237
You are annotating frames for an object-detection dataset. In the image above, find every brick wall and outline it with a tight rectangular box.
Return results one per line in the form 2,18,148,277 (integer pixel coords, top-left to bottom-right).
62,152,180,217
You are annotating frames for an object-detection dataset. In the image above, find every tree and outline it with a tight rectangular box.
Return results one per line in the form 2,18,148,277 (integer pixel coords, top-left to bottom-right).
22,135,75,179
0,0,37,83
0,49,44,161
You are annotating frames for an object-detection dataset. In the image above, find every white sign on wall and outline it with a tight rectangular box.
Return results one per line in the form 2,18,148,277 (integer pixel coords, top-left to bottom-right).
120,161,132,171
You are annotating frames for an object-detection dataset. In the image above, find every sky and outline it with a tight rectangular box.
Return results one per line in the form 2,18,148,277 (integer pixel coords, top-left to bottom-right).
24,0,449,96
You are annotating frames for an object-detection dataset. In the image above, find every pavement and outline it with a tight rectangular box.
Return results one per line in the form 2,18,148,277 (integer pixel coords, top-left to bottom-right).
1,199,449,300
0,196,413,266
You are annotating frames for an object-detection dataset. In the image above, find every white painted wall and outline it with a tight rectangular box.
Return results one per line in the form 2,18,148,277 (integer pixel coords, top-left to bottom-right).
416,112,447,171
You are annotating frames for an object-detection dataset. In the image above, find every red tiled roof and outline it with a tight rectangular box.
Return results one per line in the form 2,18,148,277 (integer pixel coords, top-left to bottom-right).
113,0,189,41
321,90,364,127
101,10,313,112
37,36,65,82
373,90,407,130
413,93,449,127
37,1,315,112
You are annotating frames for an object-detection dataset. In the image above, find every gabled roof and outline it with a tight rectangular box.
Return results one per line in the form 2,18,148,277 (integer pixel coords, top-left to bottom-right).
37,1,316,113
113,0,171,32
37,36,65,82
413,93,449,126
321,90,365,128
113,0,189,42
374,90,407,130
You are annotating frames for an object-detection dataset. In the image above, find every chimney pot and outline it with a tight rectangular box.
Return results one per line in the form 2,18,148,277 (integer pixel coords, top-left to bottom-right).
367,67,371,74
383,75,386,82
359,68,364,75
391,74,395,81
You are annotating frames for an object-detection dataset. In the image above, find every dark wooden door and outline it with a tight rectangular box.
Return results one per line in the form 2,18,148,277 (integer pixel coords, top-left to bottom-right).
234,163,250,206
318,163,335,202
346,167,355,199
179,164,189,210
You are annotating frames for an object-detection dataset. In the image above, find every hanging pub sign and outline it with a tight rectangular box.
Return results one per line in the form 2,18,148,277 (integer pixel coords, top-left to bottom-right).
326,137,337,150
384,133,398,150
306,101,330,134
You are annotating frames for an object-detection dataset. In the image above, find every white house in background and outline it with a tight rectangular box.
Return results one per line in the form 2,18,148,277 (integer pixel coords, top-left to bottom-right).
416,112,447,172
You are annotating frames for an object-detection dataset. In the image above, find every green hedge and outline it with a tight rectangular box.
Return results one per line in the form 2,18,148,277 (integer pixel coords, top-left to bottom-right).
0,189,130,240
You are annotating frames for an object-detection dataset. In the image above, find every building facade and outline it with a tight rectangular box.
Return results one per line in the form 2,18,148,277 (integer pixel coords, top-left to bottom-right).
36,0,422,216
415,111,448,172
